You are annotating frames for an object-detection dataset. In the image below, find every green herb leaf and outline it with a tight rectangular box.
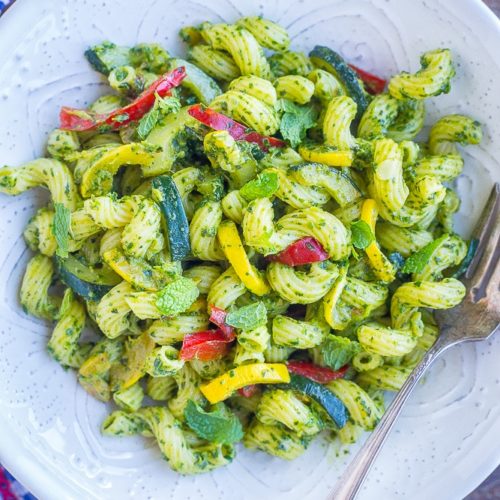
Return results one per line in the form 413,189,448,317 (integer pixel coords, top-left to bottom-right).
401,235,448,274
137,94,181,139
240,172,279,201
350,220,375,249
184,400,243,444
320,335,361,370
277,99,317,148
155,277,199,316
225,302,267,330
137,108,159,139
52,203,71,258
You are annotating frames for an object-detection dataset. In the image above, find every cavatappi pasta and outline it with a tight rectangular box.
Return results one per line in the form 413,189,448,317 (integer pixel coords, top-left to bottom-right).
1,16,477,474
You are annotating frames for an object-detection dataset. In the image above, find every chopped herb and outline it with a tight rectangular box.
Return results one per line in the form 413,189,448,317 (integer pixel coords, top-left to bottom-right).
320,335,361,371
276,99,317,148
351,220,375,249
225,302,267,330
240,172,279,201
184,400,243,444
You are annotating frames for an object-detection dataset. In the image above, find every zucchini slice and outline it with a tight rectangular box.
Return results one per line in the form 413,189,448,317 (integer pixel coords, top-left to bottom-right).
85,42,131,75
309,46,369,119
56,255,121,301
152,175,191,261
168,58,222,105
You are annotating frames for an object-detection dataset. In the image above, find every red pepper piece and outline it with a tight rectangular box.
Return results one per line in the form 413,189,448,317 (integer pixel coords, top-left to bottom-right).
60,66,187,132
268,237,329,266
286,360,348,384
187,104,286,152
348,64,386,95
209,305,234,338
180,329,235,361
238,385,259,398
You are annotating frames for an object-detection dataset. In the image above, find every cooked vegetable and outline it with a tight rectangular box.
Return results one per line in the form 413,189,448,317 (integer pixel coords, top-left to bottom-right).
309,46,369,119
152,175,190,261
268,237,329,266
200,363,290,404
180,329,236,361
286,360,348,384
60,67,186,132
188,104,286,151
56,255,121,301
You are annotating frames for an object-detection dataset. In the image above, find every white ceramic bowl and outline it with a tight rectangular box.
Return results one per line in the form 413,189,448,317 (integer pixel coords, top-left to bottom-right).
0,0,499,498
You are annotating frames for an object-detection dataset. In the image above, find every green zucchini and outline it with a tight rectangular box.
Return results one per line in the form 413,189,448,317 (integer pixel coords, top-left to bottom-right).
152,175,191,261
56,255,121,301
278,373,348,428
85,42,131,75
309,46,369,119
168,58,222,105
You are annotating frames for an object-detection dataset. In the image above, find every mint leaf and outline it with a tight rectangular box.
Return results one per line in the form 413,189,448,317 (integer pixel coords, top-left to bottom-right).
350,220,375,249
225,302,267,330
137,107,159,139
184,400,243,444
155,277,199,316
52,203,71,258
240,172,279,201
137,94,181,139
277,99,317,148
401,235,448,274
321,335,361,370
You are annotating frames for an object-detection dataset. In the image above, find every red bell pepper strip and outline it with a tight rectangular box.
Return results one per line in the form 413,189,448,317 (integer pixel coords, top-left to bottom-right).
286,360,348,384
180,329,235,361
59,66,187,132
238,385,259,398
209,305,234,338
187,104,286,152
348,64,386,95
268,237,329,266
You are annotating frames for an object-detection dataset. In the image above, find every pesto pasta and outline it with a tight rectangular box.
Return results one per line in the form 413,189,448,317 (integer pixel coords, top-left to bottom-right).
3,17,478,475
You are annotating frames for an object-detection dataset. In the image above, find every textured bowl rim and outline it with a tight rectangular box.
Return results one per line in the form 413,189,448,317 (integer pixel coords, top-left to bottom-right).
0,0,499,499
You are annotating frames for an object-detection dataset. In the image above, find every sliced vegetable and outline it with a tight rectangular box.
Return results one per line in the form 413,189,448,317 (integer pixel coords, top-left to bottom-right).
156,277,199,316
451,238,479,278
350,220,375,250
180,329,236,361
225,302,267,330
137,95,181,139
102,247,169,291
184,400,243,444
52,203,70,258
279,373,348,428
298,144,353,167
286,360,348,384
209,306,234,337
110,331,156,391
268,237,329,266
56,255,121,301
309,46,369,119
360,199,396,282
348,64,386,95
217,220,270,296
60,67,186,132
200,363,290,404
188,104,286,151
239,171,279,201
401,234,448,274
320,335,361,371
168,58,222,105
152,175,190,261
84,41,131,75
